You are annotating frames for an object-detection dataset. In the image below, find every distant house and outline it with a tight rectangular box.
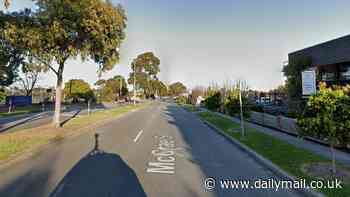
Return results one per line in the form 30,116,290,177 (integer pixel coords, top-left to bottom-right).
180,92,189,97
195,96,204,106
289,34,350,86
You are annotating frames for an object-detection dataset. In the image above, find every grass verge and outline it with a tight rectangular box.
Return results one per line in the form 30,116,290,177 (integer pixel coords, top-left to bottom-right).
0,103,148,162
198,111,349,197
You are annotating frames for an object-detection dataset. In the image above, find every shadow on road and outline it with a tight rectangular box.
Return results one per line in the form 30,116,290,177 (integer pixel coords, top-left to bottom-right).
0,133,147,197
49,134,147,197
0,146,60,197
59,109,81,127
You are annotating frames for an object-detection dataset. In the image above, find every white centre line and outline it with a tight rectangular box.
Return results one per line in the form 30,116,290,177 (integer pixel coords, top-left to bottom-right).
134,130,144,142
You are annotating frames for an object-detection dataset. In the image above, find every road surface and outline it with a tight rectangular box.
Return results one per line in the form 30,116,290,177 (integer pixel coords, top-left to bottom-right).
0,102,301,197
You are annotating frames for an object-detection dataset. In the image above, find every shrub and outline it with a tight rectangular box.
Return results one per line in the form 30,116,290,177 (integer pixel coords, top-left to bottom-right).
297,83,350,148
204,92,221,111
283,56,312,114
250,104,264,113
286,110,299,119
297,83,350,174
0,88,6,102
176,96,187,104
225,95,250,118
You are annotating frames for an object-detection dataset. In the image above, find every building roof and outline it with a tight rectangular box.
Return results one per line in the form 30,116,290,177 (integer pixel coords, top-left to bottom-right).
289,34,350,66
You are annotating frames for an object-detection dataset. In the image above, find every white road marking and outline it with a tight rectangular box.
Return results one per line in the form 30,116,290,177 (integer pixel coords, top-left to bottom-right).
146,135,176,174
134,130,144,142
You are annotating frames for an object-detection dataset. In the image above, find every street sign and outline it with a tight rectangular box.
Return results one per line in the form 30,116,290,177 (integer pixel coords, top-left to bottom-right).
302,70,316,96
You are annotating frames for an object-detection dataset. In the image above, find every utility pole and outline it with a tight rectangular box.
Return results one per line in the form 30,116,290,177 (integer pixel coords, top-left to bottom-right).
239,81,245,138
119,78,122,98
88,99,91,116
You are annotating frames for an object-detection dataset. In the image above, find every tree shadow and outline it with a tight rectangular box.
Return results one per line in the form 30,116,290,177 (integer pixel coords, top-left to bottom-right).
59,109,81,127
49,134,147,197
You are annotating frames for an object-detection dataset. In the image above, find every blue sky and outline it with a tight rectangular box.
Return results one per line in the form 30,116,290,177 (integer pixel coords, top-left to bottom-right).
2,0,350,90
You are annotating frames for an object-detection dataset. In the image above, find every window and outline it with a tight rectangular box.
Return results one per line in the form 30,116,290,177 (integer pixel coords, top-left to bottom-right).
340,65,350,80
321,72,336,81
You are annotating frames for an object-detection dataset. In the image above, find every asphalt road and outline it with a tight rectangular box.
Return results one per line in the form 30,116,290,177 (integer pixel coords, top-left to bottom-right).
0,102,302,197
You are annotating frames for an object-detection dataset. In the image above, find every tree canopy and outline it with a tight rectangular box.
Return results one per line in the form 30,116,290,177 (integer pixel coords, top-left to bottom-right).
3,0,127,70
0,9,32,86
169,82,187,96
146,79,167,97
152,80,168,97
0,88,6,102
1,0,127,127
96,75,128,102
64,79,94,103
131,52,160,76
128,52,160,98
283,56,312,113
18,61,48,96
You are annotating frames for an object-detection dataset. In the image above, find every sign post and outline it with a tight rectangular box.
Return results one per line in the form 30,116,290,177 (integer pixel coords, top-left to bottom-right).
8,98,12,113
302,70,317,97
239,81,245,138
88,99,91,116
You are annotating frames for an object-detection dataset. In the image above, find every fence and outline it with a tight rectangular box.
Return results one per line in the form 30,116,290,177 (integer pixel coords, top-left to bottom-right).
249,111,298,135
248,111,350,149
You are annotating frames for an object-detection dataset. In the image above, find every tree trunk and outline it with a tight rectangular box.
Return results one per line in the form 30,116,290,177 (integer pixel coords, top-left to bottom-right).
53,63,64,128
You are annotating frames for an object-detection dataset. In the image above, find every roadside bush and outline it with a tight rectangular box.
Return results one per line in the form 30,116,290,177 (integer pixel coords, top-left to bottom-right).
225,95,250,118
176,96,187,104
0,88,6,102
297,83,350,149
286,110,299,119
204,92,221,111
250,104,264,113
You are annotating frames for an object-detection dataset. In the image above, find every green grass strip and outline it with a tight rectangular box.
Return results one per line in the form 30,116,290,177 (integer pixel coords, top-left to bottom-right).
198,111,349,197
